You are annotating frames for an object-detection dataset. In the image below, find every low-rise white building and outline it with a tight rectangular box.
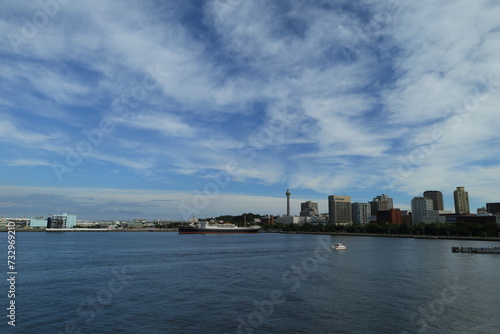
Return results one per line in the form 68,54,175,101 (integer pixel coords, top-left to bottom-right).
422,210,452,224
275,215,323,225
30,216,48,227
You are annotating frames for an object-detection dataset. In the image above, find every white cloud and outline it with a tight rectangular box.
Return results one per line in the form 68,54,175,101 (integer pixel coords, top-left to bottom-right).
6,159,52,167
91,152,155,173
111,112,194,138
0,119,59,145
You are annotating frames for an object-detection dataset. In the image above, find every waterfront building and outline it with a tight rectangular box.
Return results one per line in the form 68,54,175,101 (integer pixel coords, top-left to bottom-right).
453,187,470,214
423,190,444,210
376,208,402,225
411,196,433,225
300,201,319,217
275,215,320,225
47,213,77,228
328,195,352,225
352,202,371,224
445,214,498,225
369,194,393,215
47,216,65,228
260,215,275,225
400,210,412,226
486,202,500,215
422,210,452,224
2,217,29,227
59,213,77,228
30,216,48,228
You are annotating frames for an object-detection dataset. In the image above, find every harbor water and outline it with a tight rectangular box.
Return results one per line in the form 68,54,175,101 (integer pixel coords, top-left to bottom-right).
4,232,499,333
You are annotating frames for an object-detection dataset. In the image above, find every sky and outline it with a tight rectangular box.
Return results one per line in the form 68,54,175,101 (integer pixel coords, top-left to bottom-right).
1,0,500,220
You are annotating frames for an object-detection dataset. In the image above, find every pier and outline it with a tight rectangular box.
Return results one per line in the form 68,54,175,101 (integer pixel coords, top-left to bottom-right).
452,246,500,254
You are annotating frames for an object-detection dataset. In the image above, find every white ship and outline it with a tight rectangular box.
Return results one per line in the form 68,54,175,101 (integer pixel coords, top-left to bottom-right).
178,221,261,234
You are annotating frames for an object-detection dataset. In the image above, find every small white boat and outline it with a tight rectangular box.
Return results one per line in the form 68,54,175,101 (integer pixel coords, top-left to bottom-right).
333,243,347,250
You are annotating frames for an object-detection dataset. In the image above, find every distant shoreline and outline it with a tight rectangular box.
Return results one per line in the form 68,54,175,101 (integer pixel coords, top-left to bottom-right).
0,228,177,232
2,228,500,242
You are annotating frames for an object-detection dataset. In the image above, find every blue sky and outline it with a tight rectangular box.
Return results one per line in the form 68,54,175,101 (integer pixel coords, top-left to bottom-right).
1,0,500,220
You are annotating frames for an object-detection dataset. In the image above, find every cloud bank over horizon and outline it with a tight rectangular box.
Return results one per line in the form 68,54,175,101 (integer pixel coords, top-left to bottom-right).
1,0,500,219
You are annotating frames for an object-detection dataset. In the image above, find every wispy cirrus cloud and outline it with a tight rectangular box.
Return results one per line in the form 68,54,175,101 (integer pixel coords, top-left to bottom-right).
0,119,60,145
5,159,53,167
111,112,195,138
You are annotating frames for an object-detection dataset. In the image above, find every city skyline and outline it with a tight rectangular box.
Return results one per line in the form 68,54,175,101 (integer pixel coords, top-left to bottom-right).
0,184,497,221
1,1,500,220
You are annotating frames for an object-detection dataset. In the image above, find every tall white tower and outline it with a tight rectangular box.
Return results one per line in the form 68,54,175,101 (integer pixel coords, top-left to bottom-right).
286,189,291,216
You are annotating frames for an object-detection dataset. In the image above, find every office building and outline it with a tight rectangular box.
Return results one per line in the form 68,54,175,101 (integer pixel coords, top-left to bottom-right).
369,194,393,215
328,195,352,225
445,214,498,225
453,187,470,214
423,190,444,210
486,202,500,215
376,208,402,225
47,213,77,228
300,201,319,217
411,196,433,224
352,202,371,224
400,210,412,226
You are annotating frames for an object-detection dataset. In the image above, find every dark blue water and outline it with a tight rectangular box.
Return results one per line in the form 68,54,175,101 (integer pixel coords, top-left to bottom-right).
3,232,499,333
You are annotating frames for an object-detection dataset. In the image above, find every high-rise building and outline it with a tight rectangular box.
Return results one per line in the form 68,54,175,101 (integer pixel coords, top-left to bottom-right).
300,201,319,217
423,190,444,210
486,202,500,215
453,187,470,214
411,197,433,224
352,202,371,224
369,194,393,215
328,195,352,224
